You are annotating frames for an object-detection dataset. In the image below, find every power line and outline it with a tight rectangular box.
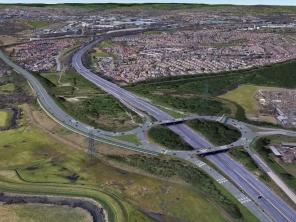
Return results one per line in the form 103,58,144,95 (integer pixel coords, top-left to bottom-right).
87,129,96,158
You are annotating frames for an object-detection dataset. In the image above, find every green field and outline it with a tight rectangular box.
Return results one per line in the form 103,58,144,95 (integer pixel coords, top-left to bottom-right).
220,84,284,120
0,83,15,93
187,119,241,146
220,85,261,116
36,70,142,131
148,125,193,150
0,204,90,222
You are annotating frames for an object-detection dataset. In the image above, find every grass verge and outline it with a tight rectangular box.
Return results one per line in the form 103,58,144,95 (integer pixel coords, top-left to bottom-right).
148,125,193,150
112,134,140,145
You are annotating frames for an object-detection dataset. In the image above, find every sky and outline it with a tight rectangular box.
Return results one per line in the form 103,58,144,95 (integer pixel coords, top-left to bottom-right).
0,0,295,6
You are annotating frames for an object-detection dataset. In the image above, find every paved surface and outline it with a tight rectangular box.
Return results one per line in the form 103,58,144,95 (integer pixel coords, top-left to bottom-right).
1,29,296,221
72,33,296,222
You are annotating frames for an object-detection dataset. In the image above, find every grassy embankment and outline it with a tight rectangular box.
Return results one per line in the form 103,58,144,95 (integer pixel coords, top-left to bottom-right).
187,119,241,146
148,125,193,150
127,60,296,125
253,136,296,192
112,134,140,144
0,204,90,222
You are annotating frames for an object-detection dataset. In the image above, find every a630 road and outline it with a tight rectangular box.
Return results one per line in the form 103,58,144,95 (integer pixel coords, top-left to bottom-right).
72,31,296,222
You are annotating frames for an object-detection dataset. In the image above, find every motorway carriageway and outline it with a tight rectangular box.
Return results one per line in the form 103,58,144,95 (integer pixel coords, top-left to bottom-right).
72,32,296,222
0,49,159,156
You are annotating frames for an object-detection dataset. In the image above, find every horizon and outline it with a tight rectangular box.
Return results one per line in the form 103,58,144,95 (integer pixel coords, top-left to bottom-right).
0,1,296,7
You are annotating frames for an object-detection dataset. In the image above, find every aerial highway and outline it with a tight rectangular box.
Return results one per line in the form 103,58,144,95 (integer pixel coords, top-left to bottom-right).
1,29,295,221
72,31,296,222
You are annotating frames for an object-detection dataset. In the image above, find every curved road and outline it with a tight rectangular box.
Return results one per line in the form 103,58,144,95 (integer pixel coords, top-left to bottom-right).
0,49,160,156
72,32,296,222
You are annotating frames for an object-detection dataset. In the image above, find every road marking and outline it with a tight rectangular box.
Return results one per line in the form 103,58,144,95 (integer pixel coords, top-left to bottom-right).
217,178,228,184
199,149,208,153
238,196,252,204
196,162,205,167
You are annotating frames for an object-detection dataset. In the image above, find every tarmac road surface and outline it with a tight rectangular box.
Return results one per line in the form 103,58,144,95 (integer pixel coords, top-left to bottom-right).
72,32,296,222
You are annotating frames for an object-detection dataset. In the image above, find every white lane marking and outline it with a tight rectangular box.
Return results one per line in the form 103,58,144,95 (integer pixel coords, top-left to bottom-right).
217,178,228,184
238,196,252,204
196,162,205,167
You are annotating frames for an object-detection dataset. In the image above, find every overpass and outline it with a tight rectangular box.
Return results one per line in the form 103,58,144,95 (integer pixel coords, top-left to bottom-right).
196,145,230,156
155,115,227,126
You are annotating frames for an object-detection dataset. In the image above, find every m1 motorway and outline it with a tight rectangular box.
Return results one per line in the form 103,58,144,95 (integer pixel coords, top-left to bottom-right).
0,29,295,221
72,31,296,222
